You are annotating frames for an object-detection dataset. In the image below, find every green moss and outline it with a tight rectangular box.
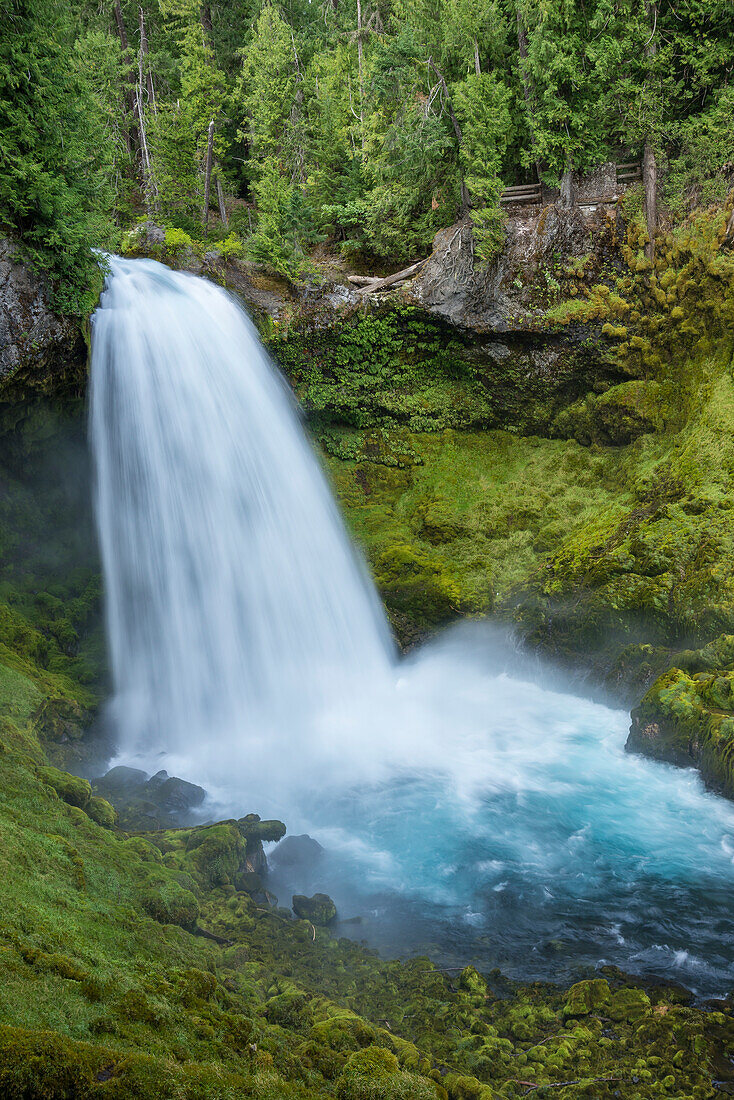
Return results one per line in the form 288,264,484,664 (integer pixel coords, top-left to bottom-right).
86,796,116,829
562,979,611,1018
37,765,91,809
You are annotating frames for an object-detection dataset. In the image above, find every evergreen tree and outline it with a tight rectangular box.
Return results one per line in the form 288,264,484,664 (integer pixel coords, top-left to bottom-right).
0,0,114,312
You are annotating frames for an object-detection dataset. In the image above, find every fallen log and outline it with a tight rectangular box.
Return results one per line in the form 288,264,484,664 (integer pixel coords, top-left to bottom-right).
356,258,426,297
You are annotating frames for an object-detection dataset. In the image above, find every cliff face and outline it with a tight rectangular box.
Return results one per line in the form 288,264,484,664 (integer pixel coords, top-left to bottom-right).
7,203,734,796
0,238,87,394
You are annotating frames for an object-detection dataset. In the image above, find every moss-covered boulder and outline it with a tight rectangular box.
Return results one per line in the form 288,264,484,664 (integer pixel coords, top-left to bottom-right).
37,765,91,810
85,794,116,828
336,1046,438,1100
292,893,337,926
562,978,611,1018
628,654,734,795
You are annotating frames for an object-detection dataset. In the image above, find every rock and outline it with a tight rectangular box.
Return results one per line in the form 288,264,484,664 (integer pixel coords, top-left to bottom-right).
562,978,611,1018
86,795,117,829
269,834,324,872
37,765,92,810
608,987,651,1022
31,698,87,744
95,765,149,793
404,202,612,332
233,870,264,895
0,237,86,385
153,775,206,813
292,892,337,926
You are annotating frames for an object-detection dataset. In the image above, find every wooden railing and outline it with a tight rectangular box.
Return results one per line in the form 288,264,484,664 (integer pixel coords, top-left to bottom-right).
500,182,542,205
499,162,643,207
616,161,643,185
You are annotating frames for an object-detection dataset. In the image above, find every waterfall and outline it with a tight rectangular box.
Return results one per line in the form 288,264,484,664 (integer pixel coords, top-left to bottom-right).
91,255,734,996
91,256,393,770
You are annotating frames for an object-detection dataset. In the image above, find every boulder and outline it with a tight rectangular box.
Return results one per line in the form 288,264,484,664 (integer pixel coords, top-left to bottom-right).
154,776,206,813
269,834,324,872
0,238,86,385
94,765,148,793
292,892,337,926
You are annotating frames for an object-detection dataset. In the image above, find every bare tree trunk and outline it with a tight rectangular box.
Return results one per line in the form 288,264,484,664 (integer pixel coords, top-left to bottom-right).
113,0,140,156
216,174,228,228
643,140,657,257
202,120,215,232
560,167,575,208
643,0,658,258
428,57,470,216
200,1,213,35
139,7,156,113
356,0,364,147
473,38,481,75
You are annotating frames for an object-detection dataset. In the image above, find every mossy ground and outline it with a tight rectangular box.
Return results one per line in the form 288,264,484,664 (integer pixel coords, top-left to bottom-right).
4,203,734,1094
2,672,734,1099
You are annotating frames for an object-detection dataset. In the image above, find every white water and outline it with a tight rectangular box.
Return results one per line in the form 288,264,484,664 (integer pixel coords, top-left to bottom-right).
91,256,734,994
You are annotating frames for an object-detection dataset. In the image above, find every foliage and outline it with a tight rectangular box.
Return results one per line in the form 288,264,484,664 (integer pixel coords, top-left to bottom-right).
0,0,114,313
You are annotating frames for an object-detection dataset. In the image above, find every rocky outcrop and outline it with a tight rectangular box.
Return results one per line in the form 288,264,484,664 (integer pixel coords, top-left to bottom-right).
0,238,87,391
627,635,734,797
403,203,617,332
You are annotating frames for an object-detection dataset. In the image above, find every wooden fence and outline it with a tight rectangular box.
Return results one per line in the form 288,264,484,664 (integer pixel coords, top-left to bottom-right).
499,162,642,207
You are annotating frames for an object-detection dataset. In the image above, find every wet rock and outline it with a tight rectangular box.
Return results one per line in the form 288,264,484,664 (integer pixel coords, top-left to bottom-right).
95,765,148,794
562,978,611,1018
269,834,324,872
292,892,337,926
0,238,86,384
154,775,206,813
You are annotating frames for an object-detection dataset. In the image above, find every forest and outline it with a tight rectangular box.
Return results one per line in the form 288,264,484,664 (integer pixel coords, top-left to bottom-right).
3,0,734,310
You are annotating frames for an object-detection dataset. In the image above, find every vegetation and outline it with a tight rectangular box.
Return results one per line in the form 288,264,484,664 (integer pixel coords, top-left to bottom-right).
5,0,734,302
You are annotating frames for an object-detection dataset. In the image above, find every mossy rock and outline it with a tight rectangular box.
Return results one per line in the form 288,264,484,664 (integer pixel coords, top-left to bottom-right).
336,1046,437,1100
137,875,199,928
562,978,611,1018
31,697,87,743
608,987,651,1022
292,893,337,926
0,1024,102,1098
37,765,91,810
628,654,734,796
85,795,116,829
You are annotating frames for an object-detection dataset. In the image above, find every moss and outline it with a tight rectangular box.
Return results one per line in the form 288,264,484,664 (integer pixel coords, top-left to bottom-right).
292,893,337,926
562,979,611,1018
627,636,734,795
85,796,116,829
37,765,91,809
336,1046,438,1100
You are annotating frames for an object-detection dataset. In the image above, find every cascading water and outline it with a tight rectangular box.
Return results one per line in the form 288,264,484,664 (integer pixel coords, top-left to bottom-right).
92,256,734,995
91,257,393,774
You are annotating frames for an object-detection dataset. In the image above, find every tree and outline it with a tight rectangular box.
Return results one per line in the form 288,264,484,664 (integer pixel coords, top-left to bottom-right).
0,0,113,313
454,71,511,260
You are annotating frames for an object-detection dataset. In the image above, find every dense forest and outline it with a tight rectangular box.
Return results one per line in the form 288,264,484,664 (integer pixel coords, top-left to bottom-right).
3,0,734,309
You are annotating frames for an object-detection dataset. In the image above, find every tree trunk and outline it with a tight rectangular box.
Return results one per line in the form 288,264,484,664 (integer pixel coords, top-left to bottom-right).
428,57,470,216
643,0,658,258
216,175,228,228
560,167,575,208
113,0,140,156
202,120,215,231
139,7,156,112
515,7,544,189
473,38,481,76
200,2,213,35
643,140,657,258
356,0,364,145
